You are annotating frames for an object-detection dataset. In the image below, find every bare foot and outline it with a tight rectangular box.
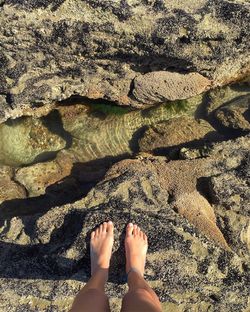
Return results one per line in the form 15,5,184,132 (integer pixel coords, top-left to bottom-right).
90,221,114,275
125,223,148,276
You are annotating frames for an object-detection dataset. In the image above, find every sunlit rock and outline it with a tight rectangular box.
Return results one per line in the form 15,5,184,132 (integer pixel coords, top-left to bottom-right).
133,71,211,104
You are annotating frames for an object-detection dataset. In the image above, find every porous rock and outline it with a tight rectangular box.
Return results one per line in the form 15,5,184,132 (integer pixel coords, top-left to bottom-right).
206,82,250,115
133,71,211,104
0,166,27,204
215,107,250,131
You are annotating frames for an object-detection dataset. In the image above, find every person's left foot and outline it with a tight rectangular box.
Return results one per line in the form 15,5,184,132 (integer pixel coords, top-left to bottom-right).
90,221,114,275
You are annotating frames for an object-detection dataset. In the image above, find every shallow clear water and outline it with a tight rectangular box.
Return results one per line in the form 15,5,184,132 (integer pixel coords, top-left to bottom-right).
0,80,249,168
0,98,198,167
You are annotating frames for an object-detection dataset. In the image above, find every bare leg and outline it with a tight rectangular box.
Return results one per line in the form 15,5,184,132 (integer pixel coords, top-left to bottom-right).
121,223,162,312
70,221,114,312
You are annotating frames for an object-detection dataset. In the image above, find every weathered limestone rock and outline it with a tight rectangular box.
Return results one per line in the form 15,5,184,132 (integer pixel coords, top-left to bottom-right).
209,153,250,216
206,83,250,115
215,106,250,131
0,166,27,204
133,71,211,104
214,93,250,131
0,1,249,310
0,0,250,120
0,135,250,311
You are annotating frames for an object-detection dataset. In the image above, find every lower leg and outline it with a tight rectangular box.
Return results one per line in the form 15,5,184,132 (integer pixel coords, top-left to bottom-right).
121,224,162,312
70,269,110,312
122,270,162,311
70,222,114,312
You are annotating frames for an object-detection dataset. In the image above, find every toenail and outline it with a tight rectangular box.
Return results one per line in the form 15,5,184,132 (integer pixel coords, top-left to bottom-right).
128,223,133,227
108,221,113,224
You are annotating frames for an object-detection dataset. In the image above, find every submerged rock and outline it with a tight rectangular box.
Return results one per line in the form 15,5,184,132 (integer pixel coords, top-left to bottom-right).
0,117,66,167
206,83,250,115
0,166,27,204
133,71,211,104
215,106,250,132
139,116,219,152
214,94,250,132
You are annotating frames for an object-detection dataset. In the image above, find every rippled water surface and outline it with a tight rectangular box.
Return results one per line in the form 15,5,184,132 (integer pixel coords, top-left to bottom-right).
0,80,249,168
0,98,198,167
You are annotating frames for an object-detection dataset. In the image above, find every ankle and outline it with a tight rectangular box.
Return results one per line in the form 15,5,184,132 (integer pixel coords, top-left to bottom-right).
91,268,109,280
127,267,143,279
127,269,144,284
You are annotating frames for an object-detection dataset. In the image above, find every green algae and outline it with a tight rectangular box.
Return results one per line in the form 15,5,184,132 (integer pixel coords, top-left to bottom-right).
90,102,132,116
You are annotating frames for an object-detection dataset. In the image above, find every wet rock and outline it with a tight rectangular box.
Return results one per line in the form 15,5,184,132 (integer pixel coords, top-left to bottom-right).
14,152,73,197
206,81,250,115
0,116,66,167
215,107,250,131
133,71,211,104
213,92,250,132
139,116,218,152
206,82,250,133
0,166,27,204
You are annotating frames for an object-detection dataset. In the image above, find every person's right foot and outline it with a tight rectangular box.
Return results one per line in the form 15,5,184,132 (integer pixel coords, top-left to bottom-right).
125,223,148,276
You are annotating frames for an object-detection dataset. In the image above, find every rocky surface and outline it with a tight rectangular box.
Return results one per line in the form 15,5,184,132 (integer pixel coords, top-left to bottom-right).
0,0,250,121
214,95,250,132
0,1,250,311
0,134,250,311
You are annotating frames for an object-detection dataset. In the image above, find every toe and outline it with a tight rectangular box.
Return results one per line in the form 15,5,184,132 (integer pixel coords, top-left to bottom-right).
103,222,108,232
133,224,138,235
126,223,133,236
143,233,147,241
107,221,114,235
91,231,95,239
100,223,104,233
96,226,100,236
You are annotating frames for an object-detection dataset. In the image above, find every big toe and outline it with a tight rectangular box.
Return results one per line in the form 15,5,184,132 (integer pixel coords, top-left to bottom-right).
126,223,133,237
107,221,114,235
